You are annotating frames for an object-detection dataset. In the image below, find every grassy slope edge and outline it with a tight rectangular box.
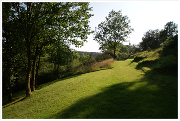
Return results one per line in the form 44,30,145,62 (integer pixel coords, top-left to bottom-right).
2,51,178,118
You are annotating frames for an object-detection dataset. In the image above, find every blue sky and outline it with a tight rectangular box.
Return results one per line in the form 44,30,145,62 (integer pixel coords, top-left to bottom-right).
71,1,179,52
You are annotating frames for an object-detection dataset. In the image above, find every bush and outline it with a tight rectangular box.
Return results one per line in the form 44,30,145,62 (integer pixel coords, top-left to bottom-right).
161,35,178,57
66,58,82,75
158,35,178,69
146,47,151,52
116,52,129,60
95,51,113,62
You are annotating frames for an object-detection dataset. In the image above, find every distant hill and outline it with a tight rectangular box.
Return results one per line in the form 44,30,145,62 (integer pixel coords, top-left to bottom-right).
77,51,101,58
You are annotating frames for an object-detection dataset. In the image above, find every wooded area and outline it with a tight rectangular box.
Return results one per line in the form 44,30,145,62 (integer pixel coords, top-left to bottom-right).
2,2,94,99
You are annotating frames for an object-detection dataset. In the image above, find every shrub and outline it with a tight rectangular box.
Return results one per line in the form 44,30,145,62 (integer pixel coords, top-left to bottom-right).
146,47,151,52
161,35,178,57
95,51,113,62
66,58,82,75
116,52,129,60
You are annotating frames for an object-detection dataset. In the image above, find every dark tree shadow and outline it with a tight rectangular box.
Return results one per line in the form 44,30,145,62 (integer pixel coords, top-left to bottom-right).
47,78,177,119
131,56,178,98
3,96,26,108
135,59,158,70
129,56,147,65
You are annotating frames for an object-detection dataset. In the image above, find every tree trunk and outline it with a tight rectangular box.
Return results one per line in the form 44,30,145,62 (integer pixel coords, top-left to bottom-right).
113,41,117,60
35,53,41,88
113,48,116,59
8,77,12,101
31,45,39,92
25,42,32,97
25,2,32,97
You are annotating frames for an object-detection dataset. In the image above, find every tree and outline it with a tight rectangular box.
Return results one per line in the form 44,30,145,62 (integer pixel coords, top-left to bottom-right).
47,42,73,75
30,2,93,92
2,2,93,97
94,10,134,59
162,35,178,57
159,21,178,43
95,50,113,62
139,29,161,51
139,21,178,51
2,2,27,100
118,43,129,54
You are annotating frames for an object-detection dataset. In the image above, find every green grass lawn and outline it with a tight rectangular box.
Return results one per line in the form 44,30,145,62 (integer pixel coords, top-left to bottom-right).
2,59,177,119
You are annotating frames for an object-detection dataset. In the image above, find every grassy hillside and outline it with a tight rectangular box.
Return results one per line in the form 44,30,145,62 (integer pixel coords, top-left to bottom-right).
2,49,177,119
129,48,177,98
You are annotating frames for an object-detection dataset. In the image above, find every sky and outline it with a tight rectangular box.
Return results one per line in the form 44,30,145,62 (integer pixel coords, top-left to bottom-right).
71,1,179,52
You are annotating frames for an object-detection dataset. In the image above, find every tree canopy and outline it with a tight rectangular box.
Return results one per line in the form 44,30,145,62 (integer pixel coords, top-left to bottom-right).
139,21,178,51
2,2,93,98
94,10,134,59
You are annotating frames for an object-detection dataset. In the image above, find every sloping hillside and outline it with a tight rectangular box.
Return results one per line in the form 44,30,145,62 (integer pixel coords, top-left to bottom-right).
129,47,177,98
2,54,177,118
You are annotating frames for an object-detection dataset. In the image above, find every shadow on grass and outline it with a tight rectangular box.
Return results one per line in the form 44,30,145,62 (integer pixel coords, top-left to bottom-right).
3,66,113,107
144,65,178,98
135,59,158,70
47,58,178,119
131,57,178,98
47,77,177,119
131,56,147,63
3,96,26,108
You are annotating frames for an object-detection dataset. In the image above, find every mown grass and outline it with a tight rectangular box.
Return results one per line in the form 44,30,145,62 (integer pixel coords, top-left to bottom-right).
2,54,177,119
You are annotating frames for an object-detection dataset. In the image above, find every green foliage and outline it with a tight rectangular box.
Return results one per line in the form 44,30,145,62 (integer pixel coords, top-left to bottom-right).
146,47,151,52
139,21,178,51
2,2,28,98
139,29,161,51
94,10,134,59
125,44,139,54
2,2,94,97
79,53,91,66
161,35,178,57
115,43,130,60
47,42,73,66
159,21,178,43
66,58,82,75
95,51,113,62
116,53,129,60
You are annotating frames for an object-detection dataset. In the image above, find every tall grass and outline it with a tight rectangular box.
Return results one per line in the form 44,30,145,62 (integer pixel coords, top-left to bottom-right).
76,58,114,74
